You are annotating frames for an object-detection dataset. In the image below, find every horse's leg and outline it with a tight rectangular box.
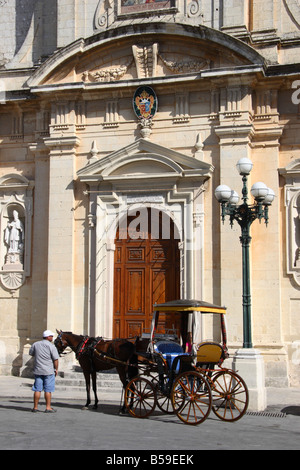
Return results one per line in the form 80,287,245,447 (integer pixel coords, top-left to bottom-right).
116,352,139,414
117,366,129,414
82,370,91,410
91,370,98,410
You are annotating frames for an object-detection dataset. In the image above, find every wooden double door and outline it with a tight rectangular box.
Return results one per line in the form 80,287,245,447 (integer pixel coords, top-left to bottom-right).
113,209,180,338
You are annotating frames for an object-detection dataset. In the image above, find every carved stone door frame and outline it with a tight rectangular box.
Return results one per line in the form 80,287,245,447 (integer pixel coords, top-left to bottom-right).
77,139,213,337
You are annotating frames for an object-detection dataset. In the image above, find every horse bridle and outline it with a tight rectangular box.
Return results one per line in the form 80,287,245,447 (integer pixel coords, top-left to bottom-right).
54,332,71,356
55,332,94,358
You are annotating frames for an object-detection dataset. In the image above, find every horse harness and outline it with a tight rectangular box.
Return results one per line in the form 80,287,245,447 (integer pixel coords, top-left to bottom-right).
76,336,103,361
75,336,128,368
56,332,135,371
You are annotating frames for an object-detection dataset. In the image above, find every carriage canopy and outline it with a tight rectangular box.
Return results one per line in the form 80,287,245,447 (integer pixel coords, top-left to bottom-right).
150,299,227,353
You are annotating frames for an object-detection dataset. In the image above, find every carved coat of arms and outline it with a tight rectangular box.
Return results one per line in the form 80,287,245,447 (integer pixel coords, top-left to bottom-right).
133,86,157,120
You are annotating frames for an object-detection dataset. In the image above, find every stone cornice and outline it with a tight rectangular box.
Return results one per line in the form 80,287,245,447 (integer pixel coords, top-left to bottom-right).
214,124,255,145
44,135,81,151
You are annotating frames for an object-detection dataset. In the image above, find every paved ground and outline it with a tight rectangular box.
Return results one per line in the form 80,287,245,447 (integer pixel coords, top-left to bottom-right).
1,376,300,452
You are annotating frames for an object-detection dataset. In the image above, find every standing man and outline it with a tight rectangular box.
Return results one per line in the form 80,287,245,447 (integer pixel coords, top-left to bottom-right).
29,330,59,413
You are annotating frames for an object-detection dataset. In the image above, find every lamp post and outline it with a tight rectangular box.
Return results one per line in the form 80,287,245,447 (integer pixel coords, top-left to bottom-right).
215,158,275,349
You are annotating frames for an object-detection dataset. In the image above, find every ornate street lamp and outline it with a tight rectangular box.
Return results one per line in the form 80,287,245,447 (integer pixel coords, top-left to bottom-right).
215,158,275,349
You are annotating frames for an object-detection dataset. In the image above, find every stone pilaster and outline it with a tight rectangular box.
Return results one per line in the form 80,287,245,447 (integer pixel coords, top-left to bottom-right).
44,135,80,332
28,143,50,338
215,122,254,328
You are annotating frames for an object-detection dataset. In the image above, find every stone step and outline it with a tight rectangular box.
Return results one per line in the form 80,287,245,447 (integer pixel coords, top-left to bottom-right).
56,367,122,393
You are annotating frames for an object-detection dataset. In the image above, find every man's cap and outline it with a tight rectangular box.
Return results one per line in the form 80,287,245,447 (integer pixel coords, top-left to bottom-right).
43,330,54,338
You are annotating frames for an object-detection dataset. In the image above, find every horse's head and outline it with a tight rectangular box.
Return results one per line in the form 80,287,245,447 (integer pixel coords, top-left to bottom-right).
54,329,70,356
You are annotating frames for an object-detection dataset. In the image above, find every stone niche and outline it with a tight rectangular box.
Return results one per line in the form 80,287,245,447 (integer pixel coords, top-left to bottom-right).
279,160,300,286
0,174,34,292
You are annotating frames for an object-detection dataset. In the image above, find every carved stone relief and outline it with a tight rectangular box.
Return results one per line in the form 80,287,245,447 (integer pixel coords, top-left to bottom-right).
159,53,209,74
82,58,133,83
81,42,210,84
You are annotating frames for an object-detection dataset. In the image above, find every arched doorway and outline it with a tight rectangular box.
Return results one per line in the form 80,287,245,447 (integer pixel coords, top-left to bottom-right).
113,208,180,338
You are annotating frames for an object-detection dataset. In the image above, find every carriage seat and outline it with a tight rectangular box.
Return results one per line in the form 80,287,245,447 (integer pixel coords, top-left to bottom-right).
154,341,188,371
196,342,225,366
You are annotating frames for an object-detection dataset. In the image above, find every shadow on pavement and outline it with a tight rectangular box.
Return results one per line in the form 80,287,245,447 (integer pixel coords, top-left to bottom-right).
281,406,300,416
0,398,123,415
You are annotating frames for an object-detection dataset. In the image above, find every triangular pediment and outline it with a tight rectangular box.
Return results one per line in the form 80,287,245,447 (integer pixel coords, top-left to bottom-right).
77,138,213,183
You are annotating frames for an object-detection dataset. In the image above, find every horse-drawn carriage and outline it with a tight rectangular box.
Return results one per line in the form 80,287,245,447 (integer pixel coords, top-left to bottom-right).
55,299,248,425
124,299,249,425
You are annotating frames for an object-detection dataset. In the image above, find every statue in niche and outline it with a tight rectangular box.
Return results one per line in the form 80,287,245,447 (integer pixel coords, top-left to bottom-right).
294,195,300,268
3,210,24,270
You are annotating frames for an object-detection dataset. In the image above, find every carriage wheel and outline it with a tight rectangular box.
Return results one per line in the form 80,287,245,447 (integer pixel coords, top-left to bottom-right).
171,371,212,425
156,388,174,414
211,370,249,422
151,376,174,414
125,377,157,419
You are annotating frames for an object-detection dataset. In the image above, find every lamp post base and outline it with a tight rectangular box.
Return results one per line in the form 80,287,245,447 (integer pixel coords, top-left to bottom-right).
233,348,267,411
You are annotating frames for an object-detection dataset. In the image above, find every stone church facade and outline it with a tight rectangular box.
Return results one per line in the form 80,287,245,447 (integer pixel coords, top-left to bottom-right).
0,0,300,392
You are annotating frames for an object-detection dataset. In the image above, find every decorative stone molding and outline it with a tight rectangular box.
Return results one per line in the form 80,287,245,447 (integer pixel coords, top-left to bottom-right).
51,101,71,132
173,93,190,123
104,100,119,128
220,86,242,117
88,140,99,165
253,89,279,123
75,101,86,130
194,133,204,160
139,118,153,139
0,272,25,292
284,0,300,29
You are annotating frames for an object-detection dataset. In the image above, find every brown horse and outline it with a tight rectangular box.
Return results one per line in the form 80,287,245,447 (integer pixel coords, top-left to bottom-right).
54,330,138,411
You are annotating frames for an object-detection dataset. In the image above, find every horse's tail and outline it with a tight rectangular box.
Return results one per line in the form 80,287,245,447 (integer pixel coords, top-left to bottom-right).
127,340,139,380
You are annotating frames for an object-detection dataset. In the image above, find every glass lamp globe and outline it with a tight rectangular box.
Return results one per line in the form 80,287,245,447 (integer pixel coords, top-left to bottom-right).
229,190,240,205
250,182,269,200
214,185,232,203
262,188,275,205
236,158,253,176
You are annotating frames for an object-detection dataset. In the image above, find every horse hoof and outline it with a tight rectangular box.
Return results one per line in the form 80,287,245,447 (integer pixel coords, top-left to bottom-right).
81,406,89,410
